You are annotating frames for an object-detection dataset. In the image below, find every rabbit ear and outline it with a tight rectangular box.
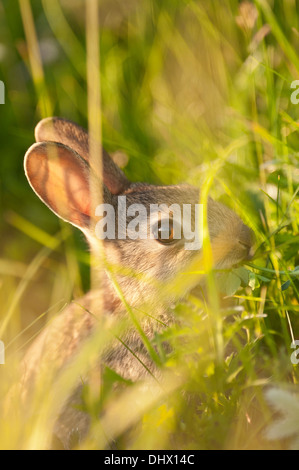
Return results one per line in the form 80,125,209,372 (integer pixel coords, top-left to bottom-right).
35,117,130,195
24,141,112,230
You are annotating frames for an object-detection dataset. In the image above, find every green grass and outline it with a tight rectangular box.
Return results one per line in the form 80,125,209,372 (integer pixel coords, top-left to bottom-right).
0,0,298,450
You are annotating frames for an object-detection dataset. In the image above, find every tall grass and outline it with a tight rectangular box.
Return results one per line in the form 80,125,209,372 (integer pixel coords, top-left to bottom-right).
0,0,298,449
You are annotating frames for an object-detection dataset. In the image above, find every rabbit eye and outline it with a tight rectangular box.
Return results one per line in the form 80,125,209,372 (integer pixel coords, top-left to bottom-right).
154,219,180,245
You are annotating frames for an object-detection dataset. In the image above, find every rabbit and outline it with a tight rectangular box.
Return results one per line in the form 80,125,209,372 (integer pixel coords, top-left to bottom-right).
20,117,254,449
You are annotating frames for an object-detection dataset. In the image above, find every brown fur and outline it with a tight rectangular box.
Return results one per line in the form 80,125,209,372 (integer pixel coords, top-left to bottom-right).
21,117,254,448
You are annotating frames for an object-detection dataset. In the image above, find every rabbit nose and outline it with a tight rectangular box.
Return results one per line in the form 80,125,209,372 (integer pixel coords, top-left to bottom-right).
238,225,255,260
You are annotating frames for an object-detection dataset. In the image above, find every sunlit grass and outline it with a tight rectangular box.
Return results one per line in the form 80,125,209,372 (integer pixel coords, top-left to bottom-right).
0,0,298,450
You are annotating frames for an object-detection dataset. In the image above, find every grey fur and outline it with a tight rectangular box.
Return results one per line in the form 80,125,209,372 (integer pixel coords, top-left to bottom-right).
22,118,254,448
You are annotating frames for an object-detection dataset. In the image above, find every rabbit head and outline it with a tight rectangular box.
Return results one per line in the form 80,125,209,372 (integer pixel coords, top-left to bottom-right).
24,118,253,308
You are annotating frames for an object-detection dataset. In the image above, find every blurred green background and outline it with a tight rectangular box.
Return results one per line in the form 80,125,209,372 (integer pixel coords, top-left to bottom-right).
0,0,298,449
